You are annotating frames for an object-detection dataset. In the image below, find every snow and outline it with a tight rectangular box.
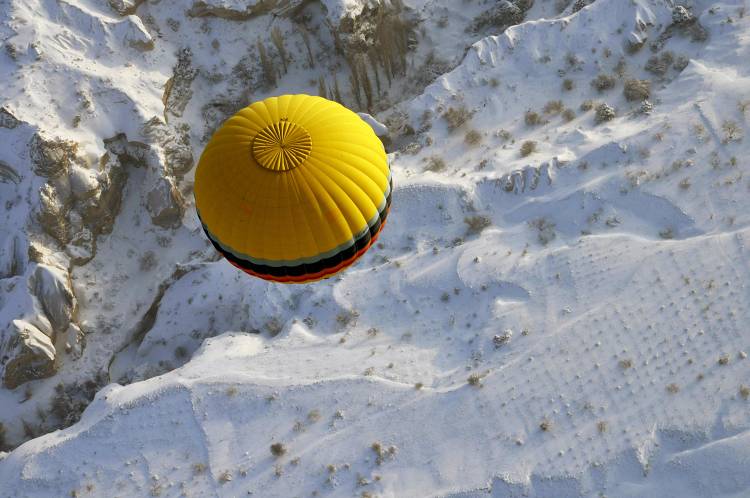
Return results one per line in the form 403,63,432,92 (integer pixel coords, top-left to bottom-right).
1,0,750,496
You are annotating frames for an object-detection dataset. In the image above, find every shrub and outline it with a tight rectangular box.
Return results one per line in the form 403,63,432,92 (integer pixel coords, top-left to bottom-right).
562,108,576,122
270,442,287,457
464,215,492,235
424,156,447,172
464,129,482,146
543,100,564,115
520,140,537,157
562,78,574,91
591,73,616,92
722,120,742,143
467,373,483,387
623,79,651,101
530,218,556,245
525,110,544,126
442,105,473,131
594,103,615,124
645,51,674,77
580,99,595,111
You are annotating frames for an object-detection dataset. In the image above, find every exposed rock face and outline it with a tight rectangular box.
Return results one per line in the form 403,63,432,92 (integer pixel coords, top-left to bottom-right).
32,264,76,334
36,182,72,246
29,134,78,179
147,177,184,228
1,320,57,390
357,112,389,137
68,165,100,201
142,118,194,176
163,48,198,120
468,0,535,31
186,0,308,20
107,0,144,16
115,15,155,51
497,160,555,194
76,133,150,239
672,5,694,25
0,108,20,129
0,160,21,184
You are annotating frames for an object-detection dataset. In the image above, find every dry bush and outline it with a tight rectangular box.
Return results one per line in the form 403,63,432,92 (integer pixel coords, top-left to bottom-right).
645,51,674,77
722,120,742,143
623,79,651,101
580,99,595,112
562,78,574,91
424,155,447,172
270,442,287,457
520,140,537,157
591,73,616,92
464,129,482,146
525,110,544,126
464,215,492,235
562,108,576,122
543,100,564,115
467,373,484,387
442,105,473,132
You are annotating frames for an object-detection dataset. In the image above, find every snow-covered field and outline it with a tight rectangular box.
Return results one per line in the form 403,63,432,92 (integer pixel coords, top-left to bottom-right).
1,0,749,496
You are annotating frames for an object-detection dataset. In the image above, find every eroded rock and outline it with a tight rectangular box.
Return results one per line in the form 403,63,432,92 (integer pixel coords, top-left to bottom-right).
163,48,198,120
498,160,555,194
115,15,155,51
147,177,184,228
187,0,308,20
672,5,694,25
0,160,21,184
32,264,76,334
470,1,524,32
1,320,57,390
107,0,144,16
142,118,194,176
0,108,20,129
29,134,78,179
37,183,71,246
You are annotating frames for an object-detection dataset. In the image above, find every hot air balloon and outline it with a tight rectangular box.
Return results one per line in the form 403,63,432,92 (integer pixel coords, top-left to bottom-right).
194,94,392,283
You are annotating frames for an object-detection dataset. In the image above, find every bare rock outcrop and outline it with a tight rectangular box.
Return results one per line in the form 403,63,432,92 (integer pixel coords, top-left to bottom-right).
1,320,57,390
142,118,194,177
32,264,76,334
147,177,185,229
36,182,72,246
497,160,555,194
114,15,155,51
163,48,198,120
0,108,20,129
470,0,533,32
0,160,21,184
107,0,145,16
186,0,309,20
29,134,78,179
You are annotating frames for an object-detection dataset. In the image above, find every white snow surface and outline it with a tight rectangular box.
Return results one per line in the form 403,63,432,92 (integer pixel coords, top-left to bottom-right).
2,0,750,497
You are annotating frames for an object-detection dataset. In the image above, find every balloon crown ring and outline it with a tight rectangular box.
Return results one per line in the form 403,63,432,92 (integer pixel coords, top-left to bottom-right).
252,121,312,171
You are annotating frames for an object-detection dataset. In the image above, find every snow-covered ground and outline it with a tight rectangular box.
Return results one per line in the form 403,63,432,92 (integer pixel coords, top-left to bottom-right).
1,0,749,496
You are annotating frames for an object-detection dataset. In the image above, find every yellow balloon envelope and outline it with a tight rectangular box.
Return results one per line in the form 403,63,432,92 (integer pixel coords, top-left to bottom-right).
194,94,392,283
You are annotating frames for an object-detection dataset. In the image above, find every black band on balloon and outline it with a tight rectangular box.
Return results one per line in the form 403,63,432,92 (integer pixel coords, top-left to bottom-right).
201,186,391,279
